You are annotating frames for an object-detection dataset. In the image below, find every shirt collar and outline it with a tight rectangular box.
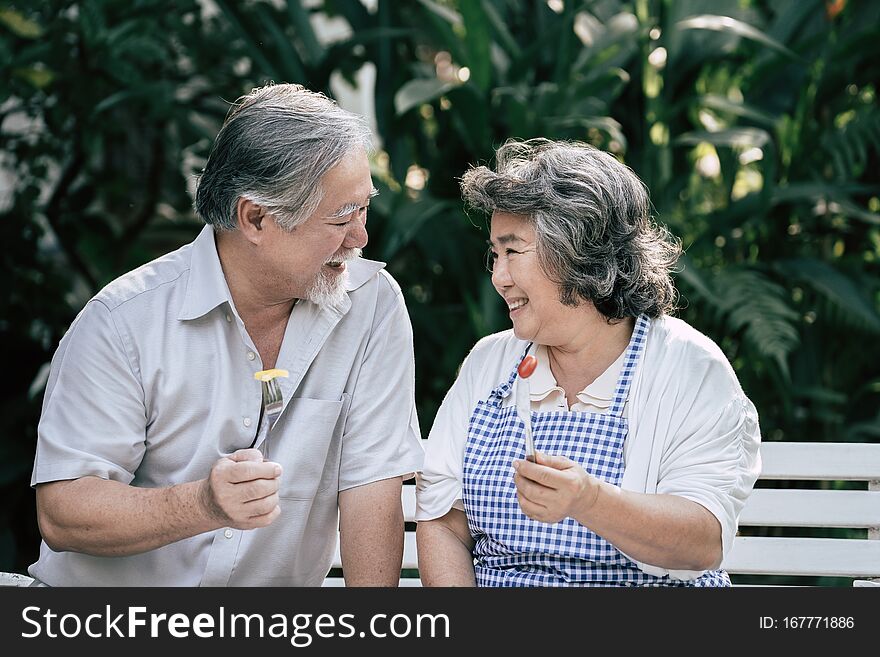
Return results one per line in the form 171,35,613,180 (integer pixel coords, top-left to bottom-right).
177,225,232,321
528,343,625,404
177,225,387,321
529,344,561,400
344,257,386,291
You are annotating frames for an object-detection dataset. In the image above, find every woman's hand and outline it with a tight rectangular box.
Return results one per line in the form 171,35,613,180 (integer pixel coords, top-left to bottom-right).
512,452,601,524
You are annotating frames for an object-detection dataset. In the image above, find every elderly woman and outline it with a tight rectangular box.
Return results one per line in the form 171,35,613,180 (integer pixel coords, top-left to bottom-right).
415,139,761,587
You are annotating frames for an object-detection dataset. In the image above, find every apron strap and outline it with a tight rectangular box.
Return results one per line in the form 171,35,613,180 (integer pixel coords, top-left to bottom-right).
487,342,534,405
608,314,651,417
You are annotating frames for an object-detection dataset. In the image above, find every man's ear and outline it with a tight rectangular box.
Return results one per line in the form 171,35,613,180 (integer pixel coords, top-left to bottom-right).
236,198,269,243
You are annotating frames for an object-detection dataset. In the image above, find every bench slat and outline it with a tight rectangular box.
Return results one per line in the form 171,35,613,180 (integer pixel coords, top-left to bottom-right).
759,442,880,480
722,536,880,577
403,485,417,522
739,489,880,528
403,532,418,569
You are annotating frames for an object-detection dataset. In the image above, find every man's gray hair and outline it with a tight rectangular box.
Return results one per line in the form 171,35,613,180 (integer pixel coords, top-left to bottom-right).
194,83,371,231
461,138,681,320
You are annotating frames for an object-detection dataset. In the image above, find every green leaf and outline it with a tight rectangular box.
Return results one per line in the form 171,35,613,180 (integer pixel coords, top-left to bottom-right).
546,115,628,150
416,0,462,27
213,0,280,81
462,276,505,339
394,78,458,115
92,83,169,116
253,2,307,82
459,0,492,91
673,253,715,302
712,268,800,380
777,259,880,334
28,362,51,400
286,0,324,65
13,66,54,89
571,11,640,74
699,94,779,128
0,8,43,38
770,183,880,226
79,0,107,47
448,83,491,155
675,14,803,62
772,182,880,204
378,196,453,262
675,128,771,149
480,0,520,59
412,0,468,66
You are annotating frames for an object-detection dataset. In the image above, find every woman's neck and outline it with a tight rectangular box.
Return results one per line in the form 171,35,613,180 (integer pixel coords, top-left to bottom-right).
546,313,635,400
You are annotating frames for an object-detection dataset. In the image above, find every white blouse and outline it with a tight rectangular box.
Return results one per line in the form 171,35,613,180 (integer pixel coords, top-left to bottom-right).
416,315,762,580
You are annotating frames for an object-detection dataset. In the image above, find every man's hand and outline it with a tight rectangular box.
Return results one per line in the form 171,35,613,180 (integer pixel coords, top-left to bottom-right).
200,448,283,529
512,451,600,524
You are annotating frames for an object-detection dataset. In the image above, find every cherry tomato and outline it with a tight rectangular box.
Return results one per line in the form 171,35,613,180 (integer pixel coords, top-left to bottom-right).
517,354,537,379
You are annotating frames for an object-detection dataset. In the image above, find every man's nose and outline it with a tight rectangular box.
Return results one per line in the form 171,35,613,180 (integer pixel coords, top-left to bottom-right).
344,213,368,249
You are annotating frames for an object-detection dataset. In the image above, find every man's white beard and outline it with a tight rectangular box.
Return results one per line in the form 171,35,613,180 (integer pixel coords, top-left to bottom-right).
303,248,361,308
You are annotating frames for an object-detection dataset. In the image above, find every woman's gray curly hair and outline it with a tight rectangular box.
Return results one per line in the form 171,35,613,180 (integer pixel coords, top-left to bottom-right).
460,138,681,320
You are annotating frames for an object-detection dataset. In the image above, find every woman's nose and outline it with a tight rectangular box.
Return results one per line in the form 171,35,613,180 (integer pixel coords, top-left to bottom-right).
491,257,512,288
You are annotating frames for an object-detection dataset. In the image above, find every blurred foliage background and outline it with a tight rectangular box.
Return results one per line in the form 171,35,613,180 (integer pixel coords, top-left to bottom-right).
1,0,878,584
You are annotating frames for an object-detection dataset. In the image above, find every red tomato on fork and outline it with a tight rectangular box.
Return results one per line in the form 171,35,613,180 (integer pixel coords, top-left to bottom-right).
517,355,537,379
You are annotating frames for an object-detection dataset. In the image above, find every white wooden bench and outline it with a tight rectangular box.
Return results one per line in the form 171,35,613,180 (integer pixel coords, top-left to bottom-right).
4,442,877,587
325,441,880,587
722,441,880,586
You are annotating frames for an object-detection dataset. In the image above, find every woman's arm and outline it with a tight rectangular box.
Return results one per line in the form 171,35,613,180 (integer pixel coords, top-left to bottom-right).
513,453,721,570
416,508,477,586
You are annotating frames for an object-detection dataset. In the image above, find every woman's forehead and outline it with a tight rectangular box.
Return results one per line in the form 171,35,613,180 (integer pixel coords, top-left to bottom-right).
490,211,534,243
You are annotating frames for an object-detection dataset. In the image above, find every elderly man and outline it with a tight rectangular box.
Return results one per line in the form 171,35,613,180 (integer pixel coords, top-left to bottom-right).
29,83,424,586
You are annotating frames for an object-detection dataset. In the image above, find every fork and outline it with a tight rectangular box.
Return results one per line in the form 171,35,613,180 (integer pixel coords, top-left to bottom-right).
261,376,284,431
252,369,288,450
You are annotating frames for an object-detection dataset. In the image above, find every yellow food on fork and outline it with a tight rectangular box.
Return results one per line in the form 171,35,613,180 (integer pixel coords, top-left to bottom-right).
254,369,289,382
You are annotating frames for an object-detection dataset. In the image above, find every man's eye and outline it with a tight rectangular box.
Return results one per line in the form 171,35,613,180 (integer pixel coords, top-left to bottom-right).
506,248,520,255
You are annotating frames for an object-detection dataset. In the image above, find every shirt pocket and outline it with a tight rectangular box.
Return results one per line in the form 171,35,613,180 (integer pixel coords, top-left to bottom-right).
267,396,346,500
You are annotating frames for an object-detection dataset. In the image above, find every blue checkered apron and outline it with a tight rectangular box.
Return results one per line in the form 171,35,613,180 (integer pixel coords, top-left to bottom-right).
461,315,730,587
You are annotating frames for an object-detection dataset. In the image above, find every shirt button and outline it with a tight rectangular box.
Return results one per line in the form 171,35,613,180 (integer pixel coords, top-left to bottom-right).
247,351,256,361
225,313,232,322
224,529,233,539
243,417,252,428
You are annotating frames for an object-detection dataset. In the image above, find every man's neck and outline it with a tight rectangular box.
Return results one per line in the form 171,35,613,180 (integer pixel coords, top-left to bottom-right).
215,232,297,329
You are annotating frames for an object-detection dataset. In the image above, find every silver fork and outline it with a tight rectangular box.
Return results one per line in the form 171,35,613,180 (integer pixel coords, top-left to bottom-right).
261,377,284,432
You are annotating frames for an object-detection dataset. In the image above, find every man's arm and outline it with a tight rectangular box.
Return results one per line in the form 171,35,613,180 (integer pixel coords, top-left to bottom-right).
338,477,405,586
416,508,476,587
36,449,282,557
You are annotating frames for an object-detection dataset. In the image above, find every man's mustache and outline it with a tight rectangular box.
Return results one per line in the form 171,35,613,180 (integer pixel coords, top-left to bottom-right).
325,248,362,265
